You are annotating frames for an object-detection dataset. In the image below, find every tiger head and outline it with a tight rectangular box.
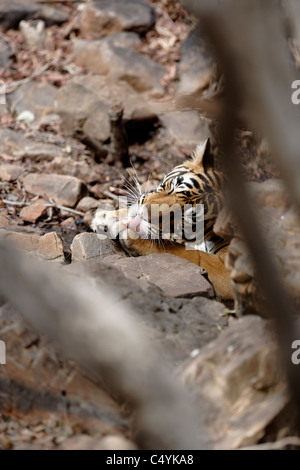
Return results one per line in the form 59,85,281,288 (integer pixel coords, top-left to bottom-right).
123,139,225,245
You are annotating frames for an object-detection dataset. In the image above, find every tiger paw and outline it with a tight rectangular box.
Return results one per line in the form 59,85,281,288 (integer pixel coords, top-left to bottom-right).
91,208,127,239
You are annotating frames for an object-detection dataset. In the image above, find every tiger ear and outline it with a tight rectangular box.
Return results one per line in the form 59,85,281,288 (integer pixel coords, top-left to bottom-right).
192,138,214,172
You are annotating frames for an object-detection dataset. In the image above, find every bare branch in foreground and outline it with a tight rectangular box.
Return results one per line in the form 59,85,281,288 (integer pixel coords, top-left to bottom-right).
180,0,300,409
0,240,207,450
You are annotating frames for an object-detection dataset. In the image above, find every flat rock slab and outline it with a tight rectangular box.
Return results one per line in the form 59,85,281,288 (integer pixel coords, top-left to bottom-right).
103,253,214,298
63,258,227,362
8,81,57,119
0,128,64,161
22,173,87,207
0,230,65,262
79,0,156,39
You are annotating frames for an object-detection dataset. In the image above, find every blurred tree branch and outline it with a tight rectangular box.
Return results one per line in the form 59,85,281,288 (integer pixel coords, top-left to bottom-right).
181,0,300,407
0,241,207,450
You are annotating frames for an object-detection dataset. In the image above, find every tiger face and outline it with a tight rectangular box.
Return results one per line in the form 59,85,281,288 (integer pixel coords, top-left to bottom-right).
122,139,225,245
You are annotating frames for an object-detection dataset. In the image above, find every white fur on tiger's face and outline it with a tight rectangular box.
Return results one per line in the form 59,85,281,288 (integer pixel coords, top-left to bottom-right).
121,140,226,250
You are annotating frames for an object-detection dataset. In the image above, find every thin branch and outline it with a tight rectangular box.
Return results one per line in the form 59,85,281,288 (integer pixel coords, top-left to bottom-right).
2,199,84,216
98,190,121,203
2,199,29,207
47,199,84,216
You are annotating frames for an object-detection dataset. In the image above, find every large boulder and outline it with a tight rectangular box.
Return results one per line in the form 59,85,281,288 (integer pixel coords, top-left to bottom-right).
181,315,288,449
73,33,165,98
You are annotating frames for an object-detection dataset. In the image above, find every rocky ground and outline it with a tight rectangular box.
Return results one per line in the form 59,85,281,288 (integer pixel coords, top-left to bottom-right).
0,0,296,450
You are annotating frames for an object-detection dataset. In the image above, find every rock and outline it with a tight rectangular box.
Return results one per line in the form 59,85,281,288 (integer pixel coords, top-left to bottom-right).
33,5,68,27
53,76,158,142
76,197,102,212
0,37,14,69
0,128,63,161
0,230,65,262
57,434,137,450
19,199,47,223
176,24,216,96
53,82,110,143
79,75,158,123
181,315,288,449
71,232,124,262
48,157,102,184
22,173,87,207
60,217,77,232
103,253,214,298
82,106,111,145
63,258,227,362
0,215,10,229
0,0,68,31
160,111,211,149
73,33,165,98
79,0,156,39
0,163,24,181
8,81,56,119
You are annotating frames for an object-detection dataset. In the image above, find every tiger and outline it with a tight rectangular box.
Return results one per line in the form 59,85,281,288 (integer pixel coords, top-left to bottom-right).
92,139,233,300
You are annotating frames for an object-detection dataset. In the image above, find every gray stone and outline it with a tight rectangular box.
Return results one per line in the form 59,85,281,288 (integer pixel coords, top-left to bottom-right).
0,163,24,181
79,0,156,39
0,0,68,31
0,128,64,161
71,232,124,262
22,173,87,207
177,24,216,96
103,253,214,298
8,81,57,118
160,111,211,148
181,315,288,449
73,33,165,97
0,37,14,68
0,230,65,262
19,199,47,223
76,197,102,212
53,76,158,141
53,82,110,142
63,258,227,362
